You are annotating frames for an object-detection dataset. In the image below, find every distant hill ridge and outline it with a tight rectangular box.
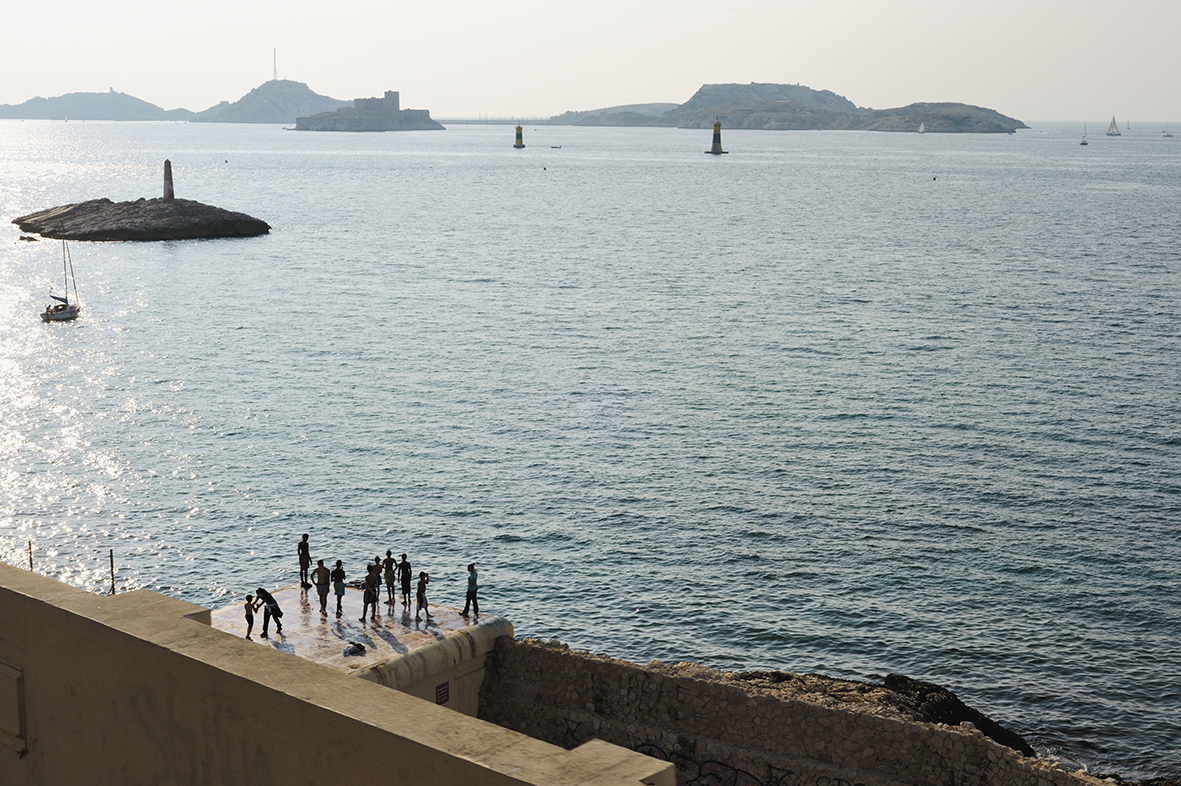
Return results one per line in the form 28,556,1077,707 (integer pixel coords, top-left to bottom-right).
0,80,347,124
191,80,348,124
0,88,193,121
549,82,1027,133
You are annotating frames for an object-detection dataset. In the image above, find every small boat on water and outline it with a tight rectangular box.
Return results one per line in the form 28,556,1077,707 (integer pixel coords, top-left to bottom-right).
918,122,926,134
41,240,81,322
1164,124,1174,138
1106,116,1121,136
1080,122,1088,145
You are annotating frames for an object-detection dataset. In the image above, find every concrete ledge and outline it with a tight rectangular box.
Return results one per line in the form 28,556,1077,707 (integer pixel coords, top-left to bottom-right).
357,618,513,689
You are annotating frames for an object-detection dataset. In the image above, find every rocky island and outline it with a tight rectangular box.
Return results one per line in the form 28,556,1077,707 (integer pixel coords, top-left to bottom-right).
0,79,349,124
13,160,269,241
295,90,444,132
549,82,1028,133
189,79,348,124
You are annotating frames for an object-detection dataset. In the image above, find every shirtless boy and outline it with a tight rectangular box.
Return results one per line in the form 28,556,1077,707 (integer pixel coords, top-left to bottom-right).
311,559,331,616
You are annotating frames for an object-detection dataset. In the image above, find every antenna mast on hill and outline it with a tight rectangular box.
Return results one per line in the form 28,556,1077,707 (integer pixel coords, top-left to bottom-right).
273,49,277,81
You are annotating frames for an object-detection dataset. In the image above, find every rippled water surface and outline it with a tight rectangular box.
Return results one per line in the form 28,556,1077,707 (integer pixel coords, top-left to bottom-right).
1,120,1178,779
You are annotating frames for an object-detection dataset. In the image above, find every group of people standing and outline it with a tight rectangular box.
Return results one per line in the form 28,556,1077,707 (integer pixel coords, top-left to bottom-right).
243,534,480,640
356,550,421,622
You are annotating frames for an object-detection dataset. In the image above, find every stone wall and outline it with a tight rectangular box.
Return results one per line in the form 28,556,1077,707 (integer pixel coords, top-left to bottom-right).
480,638,1108,786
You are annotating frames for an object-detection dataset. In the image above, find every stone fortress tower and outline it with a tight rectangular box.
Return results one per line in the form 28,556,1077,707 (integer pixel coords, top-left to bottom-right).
296,89,443,132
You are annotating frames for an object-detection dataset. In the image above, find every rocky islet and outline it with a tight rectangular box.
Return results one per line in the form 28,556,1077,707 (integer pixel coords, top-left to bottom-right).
12,160,269,241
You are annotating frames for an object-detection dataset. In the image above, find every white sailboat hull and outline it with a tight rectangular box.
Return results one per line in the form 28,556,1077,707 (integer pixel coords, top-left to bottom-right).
41,304,80,322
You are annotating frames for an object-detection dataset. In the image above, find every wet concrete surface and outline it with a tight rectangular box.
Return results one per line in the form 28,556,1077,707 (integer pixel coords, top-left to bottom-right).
210,585,501,677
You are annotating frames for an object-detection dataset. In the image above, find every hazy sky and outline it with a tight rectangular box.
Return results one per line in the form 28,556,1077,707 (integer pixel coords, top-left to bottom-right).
3,0,1177,121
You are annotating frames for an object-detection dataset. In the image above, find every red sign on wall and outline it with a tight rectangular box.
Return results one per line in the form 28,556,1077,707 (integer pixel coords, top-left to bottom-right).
435,681,450,705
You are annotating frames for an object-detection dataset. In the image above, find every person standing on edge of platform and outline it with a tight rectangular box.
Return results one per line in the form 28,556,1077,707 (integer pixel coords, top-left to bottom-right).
462,562,479,617
311,559,331,616
361,563,380,623
298,534,311,589
244,594,255,639
383,550,397,605
331,560,346,618
415,571,431,623
398,553,412,609
254,587,283,637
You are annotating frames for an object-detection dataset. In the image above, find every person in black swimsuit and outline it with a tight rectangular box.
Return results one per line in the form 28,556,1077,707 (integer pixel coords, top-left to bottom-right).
297,534,311,589
415,571,431,623
361,564,380,622
397,554,412,609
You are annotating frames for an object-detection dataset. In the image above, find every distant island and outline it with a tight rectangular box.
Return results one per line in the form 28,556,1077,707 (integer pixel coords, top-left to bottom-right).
189,80,348,124
0,80,443,132
0,80,349,125
0,80,1025,133
548,83,1027,133
295,91,444,132
0,88,195,122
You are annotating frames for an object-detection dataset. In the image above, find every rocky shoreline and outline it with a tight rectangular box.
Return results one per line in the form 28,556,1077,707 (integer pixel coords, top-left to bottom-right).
13,197,269,241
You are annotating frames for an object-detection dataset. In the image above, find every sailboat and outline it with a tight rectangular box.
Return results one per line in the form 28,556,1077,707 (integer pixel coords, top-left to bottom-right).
918,122,926,134
41,240,81,322
1106,116,1121,136
1164,124,1174,138
1080,122,1088,146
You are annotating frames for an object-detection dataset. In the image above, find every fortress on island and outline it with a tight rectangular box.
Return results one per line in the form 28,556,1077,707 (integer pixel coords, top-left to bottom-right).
295,90,444,132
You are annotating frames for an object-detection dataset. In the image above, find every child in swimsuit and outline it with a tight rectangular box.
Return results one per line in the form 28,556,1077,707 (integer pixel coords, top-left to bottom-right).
244,594,255,640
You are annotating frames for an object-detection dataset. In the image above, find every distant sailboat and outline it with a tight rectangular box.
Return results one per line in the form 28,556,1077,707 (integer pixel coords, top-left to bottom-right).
1164,124,1174,138
41,240,81,322
1106,116,1121,136
1080,122,1088,146
918,122,926,134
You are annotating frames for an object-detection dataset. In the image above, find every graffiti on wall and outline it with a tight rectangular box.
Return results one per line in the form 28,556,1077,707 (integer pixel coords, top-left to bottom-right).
551,714,972,786
631,742,779,786
626,740,870,786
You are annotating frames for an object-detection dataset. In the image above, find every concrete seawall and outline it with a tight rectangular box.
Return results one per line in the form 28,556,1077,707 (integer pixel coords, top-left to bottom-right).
479,638,1109,786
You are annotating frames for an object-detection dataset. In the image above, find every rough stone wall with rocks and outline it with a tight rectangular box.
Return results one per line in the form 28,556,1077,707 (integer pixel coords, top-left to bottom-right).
479,638,1107,786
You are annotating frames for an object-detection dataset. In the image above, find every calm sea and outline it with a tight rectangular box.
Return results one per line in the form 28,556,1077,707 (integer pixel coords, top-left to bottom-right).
1,119,1178,780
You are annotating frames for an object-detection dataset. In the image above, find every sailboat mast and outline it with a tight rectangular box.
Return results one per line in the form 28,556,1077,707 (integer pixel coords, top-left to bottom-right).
66,241,79,305
61,240,69,305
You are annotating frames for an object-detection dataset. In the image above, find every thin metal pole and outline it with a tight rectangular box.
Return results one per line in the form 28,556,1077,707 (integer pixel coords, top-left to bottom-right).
109,549,115,595
28,541,33,571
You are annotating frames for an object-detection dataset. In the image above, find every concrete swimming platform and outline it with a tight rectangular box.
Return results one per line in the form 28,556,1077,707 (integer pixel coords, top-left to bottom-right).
210,586,512,716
